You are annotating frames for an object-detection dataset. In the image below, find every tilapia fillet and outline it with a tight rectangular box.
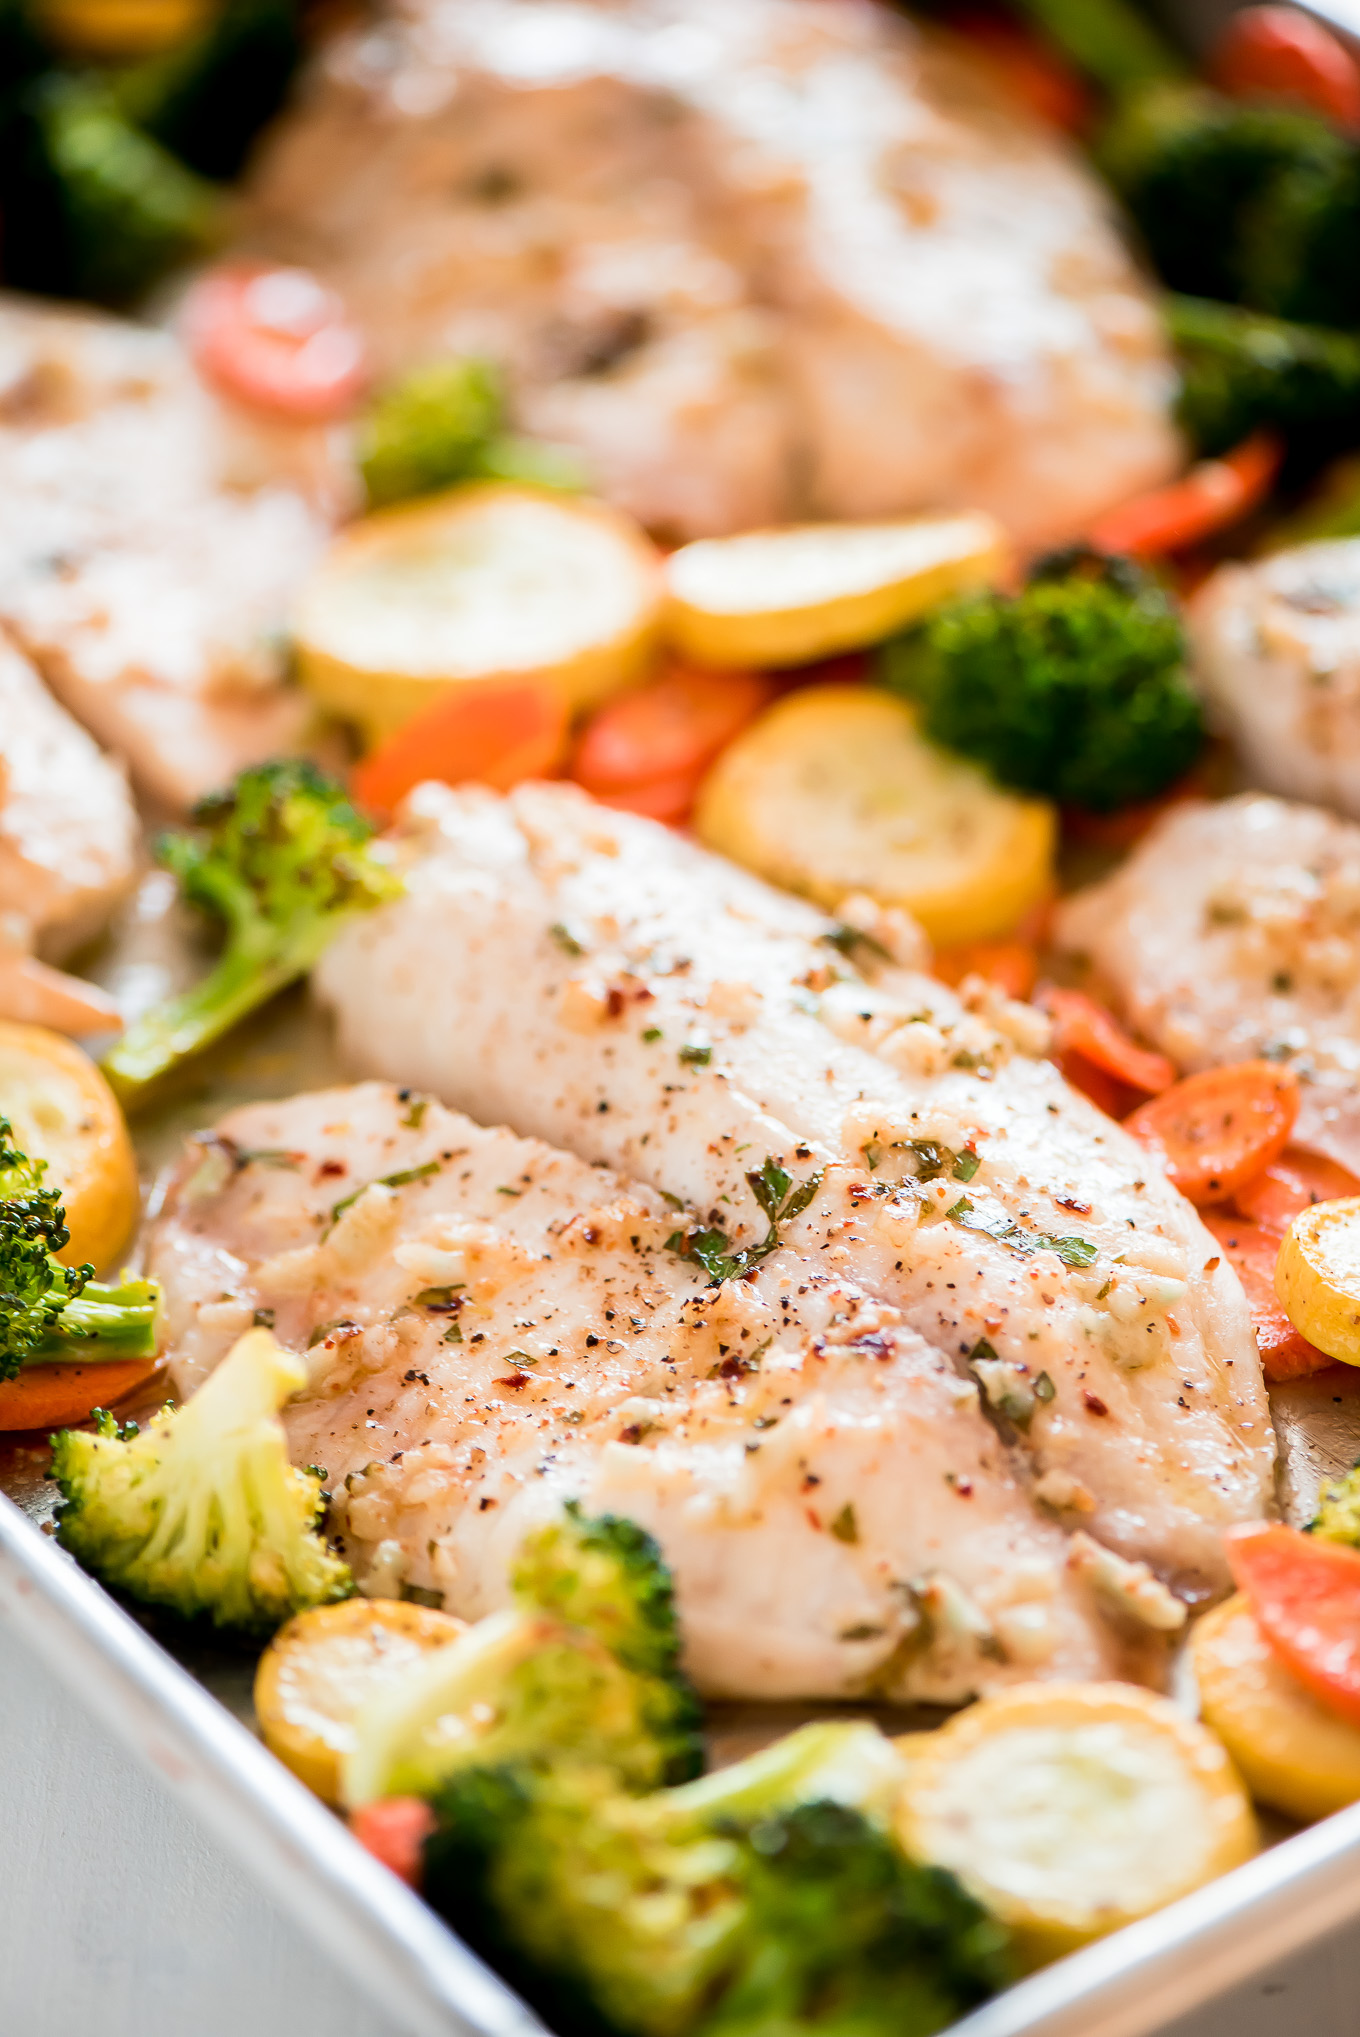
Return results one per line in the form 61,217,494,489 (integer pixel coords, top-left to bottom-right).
148,1081,1130,1701
314,782,1273,1599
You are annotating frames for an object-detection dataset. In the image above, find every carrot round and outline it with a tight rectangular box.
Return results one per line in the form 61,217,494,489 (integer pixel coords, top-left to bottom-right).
185,264,368,423
349,1796,435,1888
1210,7,1360,130
1202,1209,1334,1383
1087,434,1282,559
0,1358,159,1433
352,681,568,819
571,664,774,796
1124,1060,1299,1203
1227,1523,1360,1728
1040,986,1177,1099
1234,1147,1360,1235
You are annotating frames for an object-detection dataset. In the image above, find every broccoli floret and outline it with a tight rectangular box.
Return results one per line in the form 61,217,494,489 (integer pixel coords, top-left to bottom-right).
512,1501,704,1786
881,548,1202,813
50,1324,353,1629
0,72,221,305
0,1117,158,1382
116,0,303,183
100,761,402,1110
423,1722,1009,2037
1168,295,1360,456
357,358,587,509
1310,1460,1360,1545
1098,83,1355,318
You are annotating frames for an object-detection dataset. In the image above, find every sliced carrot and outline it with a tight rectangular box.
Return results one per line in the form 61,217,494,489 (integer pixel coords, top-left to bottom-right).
0,1358,159,1433
949,7,1094,131
1234,1147,1360,1235
184,264,368,423
349,1796,435,1888
590,770,707,827
1210,7,1360,130
352,681,568,819
932,940,1040,1001
1227,1523,1360,1728
1124,1060,1299,1204
572,664,774,796
1039,986,1177,1098
1202,1209,1334,1383
1087,433,1283,559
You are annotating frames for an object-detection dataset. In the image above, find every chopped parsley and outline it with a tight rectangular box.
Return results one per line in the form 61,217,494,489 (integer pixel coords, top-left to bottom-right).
666,1157,824,1285
821,923,891,963
679,1043,712,1067
549,922,586,957
329,1159,440,1226
829,1503,859,1544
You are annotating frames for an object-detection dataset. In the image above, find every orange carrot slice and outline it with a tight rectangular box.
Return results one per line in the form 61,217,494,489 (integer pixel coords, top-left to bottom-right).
1234,1147,1360,1235
349,1797,435,1887
1088,434,1282,559
185,264,367,422
1202,1209,1334,1383
352,681,568,819
572,664,774,796
1210,6,1360,129
1040,986,1177,1098
0,1358,159,1433
932,940,1040,1001
1227,1523,1360,1727
1124,1060,1299,1203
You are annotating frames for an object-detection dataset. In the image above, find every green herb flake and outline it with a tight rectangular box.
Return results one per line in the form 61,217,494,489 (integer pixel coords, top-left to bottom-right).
330,1159,440,1225
666,1159,824,1286
549,922,585,957
399,1096,429,1130
679,1043,712,1067
829,1503,859,1544
951,1149,981,1183
643,1026,663,1044
1033,1371,1056,1404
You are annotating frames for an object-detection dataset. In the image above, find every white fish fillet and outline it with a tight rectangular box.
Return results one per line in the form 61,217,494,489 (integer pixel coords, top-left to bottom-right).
244,0,1179,547
148,1080,1136,1700
1057,791,1360,1173
314,782,1272,1600
0,295,329,811
0,632,137,960
1190,539,1360,819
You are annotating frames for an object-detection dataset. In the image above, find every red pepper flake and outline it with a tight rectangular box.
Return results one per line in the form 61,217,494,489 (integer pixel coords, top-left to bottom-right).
1083,1390,1109,1417
497,1372,530,1390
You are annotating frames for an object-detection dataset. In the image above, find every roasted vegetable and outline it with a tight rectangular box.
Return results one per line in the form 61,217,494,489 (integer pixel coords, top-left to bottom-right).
1312,1459,1360,1543
1169,294,1360,455
0,72,220,304
116,0,302,181
1275,1195,1360,1366
0,1115,157,1382
0,1021,139,1272
694,685,1055,945
100,762,402,1110
882,548,1202,813
1009,0,1185,97
358,360,586,511
50,1325,353,1629
897,1683,1257,1969
422,1722,1008,2037
346,1505,703,1805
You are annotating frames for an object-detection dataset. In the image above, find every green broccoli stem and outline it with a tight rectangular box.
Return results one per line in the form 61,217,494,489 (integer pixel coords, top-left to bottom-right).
30,1276,161,1364
1010,0,1186,96
101,921,317,1110
640,1722,906,1837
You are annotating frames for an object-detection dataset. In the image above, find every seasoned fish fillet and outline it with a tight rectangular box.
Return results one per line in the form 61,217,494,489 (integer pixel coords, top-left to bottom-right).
1190,539,1360,819
0,633,137,960
0,296,328,811
1057,792,1360,1173
314,783,1272,1600
149,1080,1135,1699
244,0,1179,546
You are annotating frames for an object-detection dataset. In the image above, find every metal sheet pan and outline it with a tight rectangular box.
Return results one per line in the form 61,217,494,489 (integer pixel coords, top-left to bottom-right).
10,4,1360,2027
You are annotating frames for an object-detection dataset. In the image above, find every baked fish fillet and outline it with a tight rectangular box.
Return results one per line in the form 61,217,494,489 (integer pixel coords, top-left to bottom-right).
148,1081,1133,1701
314,783,1273,1601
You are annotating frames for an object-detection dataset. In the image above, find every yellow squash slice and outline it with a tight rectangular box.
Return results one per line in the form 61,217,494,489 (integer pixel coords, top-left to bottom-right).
694,685,1054,945
255,1597,467,1805
295,482,663,748
0,1020,138,1271
1194,1593,1360,1824
1275,1196,1360,1366
896,1682,1257,1969
664,512,1009,670
39,0,213,56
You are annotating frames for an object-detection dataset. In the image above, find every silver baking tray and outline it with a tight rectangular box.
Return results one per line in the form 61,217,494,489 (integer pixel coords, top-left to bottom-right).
10,2,1360,2029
